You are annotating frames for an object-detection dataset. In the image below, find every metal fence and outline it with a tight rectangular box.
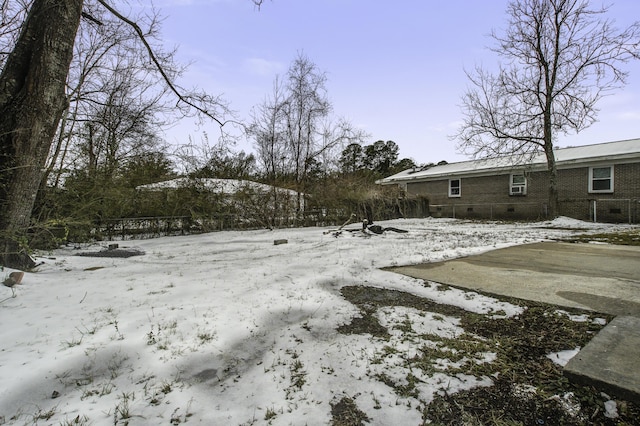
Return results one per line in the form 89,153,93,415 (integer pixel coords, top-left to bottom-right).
89,199,426,241
90,212,352,241
62,198,639,243
590,199,637,224
91,215,260,241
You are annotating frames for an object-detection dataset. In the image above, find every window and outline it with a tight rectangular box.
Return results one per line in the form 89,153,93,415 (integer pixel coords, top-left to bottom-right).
510,174,527,195
589,166,614,193
449,179,461,197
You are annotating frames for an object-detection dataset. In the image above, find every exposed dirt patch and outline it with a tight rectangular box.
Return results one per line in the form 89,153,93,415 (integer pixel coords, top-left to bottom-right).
560,228,640,246
336,284,639,425
330,396,370,426
76,248,145,258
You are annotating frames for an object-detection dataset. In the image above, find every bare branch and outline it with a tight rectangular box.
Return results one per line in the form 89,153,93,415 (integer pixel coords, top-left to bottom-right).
456,0,640,156
96,0,226,126
81,11,103,26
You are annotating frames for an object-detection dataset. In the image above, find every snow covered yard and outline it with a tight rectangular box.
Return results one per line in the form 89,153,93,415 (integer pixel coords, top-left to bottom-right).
0,218,634,425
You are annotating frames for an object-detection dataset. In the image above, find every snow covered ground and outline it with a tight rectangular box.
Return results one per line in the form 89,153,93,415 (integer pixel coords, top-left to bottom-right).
0,217,630,425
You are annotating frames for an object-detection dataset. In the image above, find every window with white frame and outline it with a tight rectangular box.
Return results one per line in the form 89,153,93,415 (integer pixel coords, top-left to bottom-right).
510,173,527,195
449,179,461,197
589,166,614,193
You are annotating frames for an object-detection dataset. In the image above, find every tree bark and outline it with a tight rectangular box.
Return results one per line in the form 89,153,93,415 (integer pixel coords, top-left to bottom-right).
544,143,559,219
0,0,84,269
543,100,559,219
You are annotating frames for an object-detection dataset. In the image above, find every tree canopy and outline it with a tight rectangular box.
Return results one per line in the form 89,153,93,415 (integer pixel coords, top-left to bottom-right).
339,140,416,177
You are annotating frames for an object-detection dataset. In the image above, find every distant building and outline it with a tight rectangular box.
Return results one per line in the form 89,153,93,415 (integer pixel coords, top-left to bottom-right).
377,139,640,223
137,177,303,227
137,177,296,196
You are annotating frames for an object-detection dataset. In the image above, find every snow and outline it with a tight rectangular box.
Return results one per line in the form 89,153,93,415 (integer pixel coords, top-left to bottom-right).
547,348,581,367
556,309,609,325
604,399,619,419
0,217,629,425
376,306,464,339
136,177,297,197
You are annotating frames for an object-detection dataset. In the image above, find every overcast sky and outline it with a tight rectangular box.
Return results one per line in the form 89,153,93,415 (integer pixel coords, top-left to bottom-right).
151,0,640,164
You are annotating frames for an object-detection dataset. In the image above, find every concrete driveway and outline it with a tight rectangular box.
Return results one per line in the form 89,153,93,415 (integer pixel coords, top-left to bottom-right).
389,241,640,317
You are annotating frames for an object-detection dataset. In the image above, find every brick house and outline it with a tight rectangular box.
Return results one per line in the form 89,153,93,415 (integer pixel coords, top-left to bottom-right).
377,139,640,223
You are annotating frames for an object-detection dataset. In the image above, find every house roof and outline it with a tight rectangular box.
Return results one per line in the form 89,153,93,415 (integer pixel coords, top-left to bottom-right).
137,177,298,196
378,138,640,185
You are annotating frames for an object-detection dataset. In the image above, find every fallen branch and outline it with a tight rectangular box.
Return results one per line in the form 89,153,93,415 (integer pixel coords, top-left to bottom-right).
323,213,357,235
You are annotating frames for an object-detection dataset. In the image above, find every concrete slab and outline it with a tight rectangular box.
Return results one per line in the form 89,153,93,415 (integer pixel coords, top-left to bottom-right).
387,242,640,403
564,316,640,404
388,242,640,317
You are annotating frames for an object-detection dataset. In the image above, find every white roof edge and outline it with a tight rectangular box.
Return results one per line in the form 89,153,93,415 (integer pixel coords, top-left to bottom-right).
379,138,640,184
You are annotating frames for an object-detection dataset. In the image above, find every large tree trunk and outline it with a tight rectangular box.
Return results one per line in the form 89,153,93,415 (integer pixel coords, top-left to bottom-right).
0,0,84,269
543,118,559,219
545,147,559,219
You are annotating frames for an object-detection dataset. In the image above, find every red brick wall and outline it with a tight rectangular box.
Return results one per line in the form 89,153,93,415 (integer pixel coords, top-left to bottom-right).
558,163,640,222
405,161,640,222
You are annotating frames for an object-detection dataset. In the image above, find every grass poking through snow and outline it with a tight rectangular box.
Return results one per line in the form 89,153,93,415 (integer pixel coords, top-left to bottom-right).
337,284,638,425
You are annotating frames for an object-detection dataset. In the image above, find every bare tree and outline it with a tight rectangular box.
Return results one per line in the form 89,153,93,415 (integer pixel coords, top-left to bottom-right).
249,53,366,218
315,117,364,176
0,0,84,269
282,52,332,193
0,0,263,269
44,2,170,189
249,76,288,182
67,52,169,182
455,0,640,218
